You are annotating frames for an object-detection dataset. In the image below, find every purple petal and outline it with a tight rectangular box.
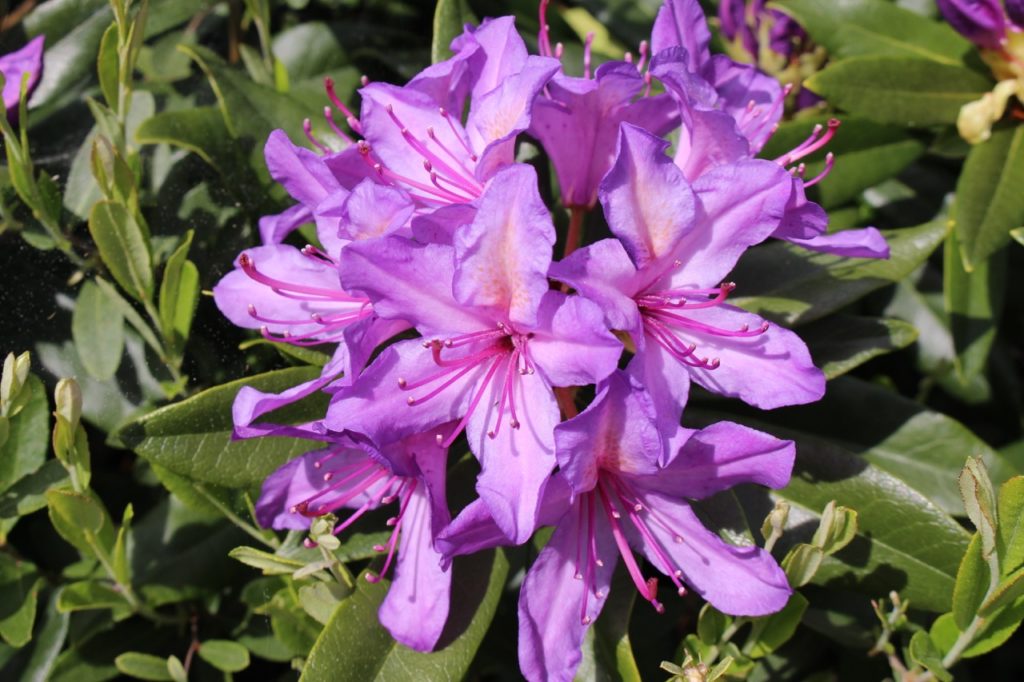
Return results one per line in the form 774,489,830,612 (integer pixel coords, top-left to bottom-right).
549,239,644,334
599,123,698,272
628,491,792,616
1,35,44,112
674,305,826,409
254,444,372,530
467,55,560,182
528,291,623,388
438,474,573,558
213,244,348,336
650,0,712,71
339,236,490,335
1008,0,1024,27
936,0,1007,48
259,204,312,245
379,487,452,652
264,130,339,207
518,502,617,682
781,226,891,259
665,159,791,289
554,371,661,494
466,365,561,543
626,344,692,453
326,339,486,448
638,421,795,498
452,164,555,327
410,202,478,245
459,16,530,102
331,178,415,242
702,55,784,154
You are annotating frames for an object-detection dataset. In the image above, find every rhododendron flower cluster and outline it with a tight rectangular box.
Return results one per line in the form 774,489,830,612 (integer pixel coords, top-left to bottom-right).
213,1,888,679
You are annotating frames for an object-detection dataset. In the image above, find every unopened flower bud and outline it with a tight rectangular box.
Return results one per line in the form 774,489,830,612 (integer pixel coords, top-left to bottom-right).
761,500,790,546
0,351,31,415
55,378,83,430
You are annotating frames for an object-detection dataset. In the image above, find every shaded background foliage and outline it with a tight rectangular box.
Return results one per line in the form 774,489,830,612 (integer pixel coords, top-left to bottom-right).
0,0,1023,680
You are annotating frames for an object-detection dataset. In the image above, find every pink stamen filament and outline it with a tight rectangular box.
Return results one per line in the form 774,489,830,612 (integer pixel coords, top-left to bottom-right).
538,0,553,57
596,482,664,614
323,106,355,146
610,477,687,597
358,142,468,205
439,107,479,161
774,118,840,166
384,104,482,196
802,152,835,188
439,355,504,448
366,480,419,583
332,476,402,535
294,462,385,515
583,32,595,80
324,77,362,133
643,317,719,370
238,253,366,302
646,308,769,339
303,118,329,154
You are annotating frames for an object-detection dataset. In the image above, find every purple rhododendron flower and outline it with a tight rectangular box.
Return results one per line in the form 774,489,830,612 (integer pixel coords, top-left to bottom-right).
1,35,44,116
528,0,678,209
256,427,455,651
937,0,1012,49
553,124,825,441
439,371,794,681
327,164,621,543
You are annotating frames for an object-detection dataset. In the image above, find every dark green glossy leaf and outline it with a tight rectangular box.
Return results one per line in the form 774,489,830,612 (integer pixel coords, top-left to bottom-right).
118,367,326,488
746,592,809,658
45,488,115,558
801,315,918,380
732,221,948,326
157,231,198,357
135,107,237,171
691,404,970,611
772,0,973,65
806,57,992,126
272,22,349,81
953,125,1024,270
931,598,1024,658
944,232,1006,384
301,550,508,681
72,280,125,381
0,460,69,524
87,201,153,303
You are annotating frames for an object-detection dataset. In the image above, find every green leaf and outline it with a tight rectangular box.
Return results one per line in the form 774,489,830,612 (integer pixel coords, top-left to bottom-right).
56,581,131,612
87,200,153,303
45,487,115,557
759,114,927,209
300,550,508,681
158,230,199,356
197,640,250,673
229,546,306,575
953,125,1024,270
299,582,348,626
0,375,50,493
18,590,71,682
693,402,970,612
72,280,125,380
931,599,1024,658
732,221,948,327
432,0,475,64
0,553,41,647
952,533,987,630
135,107,237,170
944,234,1006,385
908,631,952,682
979,566,1024,617
745,592,809,659
0,460,70,523
771,0,972,65
118,367,327,488
166,655,187,682
805,57,992,126
997,477,1024,575
114,652,173,681
697,604,730,646
97,23,119,112
271,22,349,81
800,315,918,380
